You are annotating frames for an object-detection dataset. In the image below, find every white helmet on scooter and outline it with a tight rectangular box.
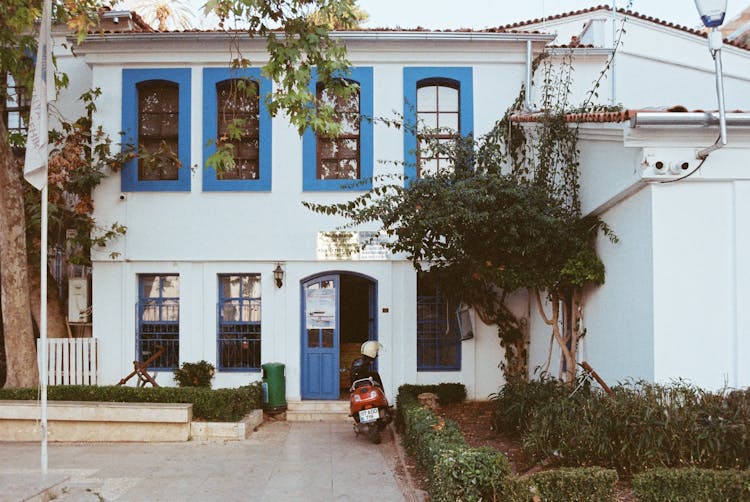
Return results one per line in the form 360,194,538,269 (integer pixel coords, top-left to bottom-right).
361,340,381,359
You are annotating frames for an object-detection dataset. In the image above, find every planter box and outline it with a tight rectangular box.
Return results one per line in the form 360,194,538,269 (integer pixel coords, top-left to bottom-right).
190,409,264,440
0,400,192,442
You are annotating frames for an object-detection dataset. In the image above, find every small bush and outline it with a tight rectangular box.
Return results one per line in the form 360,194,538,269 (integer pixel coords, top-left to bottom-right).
0,383,262,421
173,360,215,388
437,382,467,404
432,447,515,502
491,376,571,435
633,468,750,502
528,467,618,502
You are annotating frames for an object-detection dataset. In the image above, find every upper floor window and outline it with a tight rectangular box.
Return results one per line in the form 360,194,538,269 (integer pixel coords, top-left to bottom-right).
416,274,461,371
137,80,179,181
316,80,360,180
303,67,373,191
416,79,459,177
203,68,272,191
3,72,29,147
403,67,473,181
217,274,261,371
122,68,191,192
137,274,180,370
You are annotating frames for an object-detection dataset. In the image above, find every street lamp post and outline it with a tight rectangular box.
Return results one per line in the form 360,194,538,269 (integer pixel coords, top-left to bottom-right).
694,0,729,159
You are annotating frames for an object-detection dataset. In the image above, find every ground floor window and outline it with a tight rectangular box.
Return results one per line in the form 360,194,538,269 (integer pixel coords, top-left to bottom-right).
417,275,461,371
137,274,179,370
218,274,261,370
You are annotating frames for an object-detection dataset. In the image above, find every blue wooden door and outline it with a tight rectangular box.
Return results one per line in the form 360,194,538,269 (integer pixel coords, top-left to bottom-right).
301,275,340,399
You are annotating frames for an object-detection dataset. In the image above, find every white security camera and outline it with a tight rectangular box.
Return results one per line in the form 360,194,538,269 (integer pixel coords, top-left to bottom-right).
119,193,127,201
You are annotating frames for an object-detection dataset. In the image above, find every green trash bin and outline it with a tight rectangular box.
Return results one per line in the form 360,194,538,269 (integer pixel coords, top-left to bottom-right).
261,362,287,414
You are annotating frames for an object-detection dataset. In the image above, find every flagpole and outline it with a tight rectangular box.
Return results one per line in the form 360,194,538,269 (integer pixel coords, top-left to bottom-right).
41,181,48,474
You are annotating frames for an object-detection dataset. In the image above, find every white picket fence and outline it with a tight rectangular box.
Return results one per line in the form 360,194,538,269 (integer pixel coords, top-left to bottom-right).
37,338,99,385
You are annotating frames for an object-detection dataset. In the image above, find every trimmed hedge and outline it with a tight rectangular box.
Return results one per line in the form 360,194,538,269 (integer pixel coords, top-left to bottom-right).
0,383,262,421
528,467,618,502
633,468,750,502
397,383,618,502
396,383,467,431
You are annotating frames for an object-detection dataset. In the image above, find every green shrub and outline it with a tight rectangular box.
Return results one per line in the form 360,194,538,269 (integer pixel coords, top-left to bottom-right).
633,468,750,502
0,383,262,421
528,467,618,502
173,360,215,388
496,379,750,473
401,402,467,473
437,382,467,404
491,376,571,435
432,447,515,502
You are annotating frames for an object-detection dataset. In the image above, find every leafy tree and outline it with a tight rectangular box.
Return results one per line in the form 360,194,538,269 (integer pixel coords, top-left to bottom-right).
305,56,617,383
1,0,360,387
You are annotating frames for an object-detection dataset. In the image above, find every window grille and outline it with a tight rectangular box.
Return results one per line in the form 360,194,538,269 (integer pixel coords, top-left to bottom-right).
417,278,461,371
136,274,179,370
217,274,261,371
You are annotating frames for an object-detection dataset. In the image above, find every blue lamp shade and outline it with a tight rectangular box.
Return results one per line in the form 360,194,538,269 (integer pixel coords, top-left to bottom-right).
694,0,728,27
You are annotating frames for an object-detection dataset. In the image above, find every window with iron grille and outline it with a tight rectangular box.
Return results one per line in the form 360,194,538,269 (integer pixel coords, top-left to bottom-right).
137,274,179,370
218,274,261,371
417,275,461,371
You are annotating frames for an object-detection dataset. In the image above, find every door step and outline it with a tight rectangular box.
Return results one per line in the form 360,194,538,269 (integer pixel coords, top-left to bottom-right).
286,400,350,422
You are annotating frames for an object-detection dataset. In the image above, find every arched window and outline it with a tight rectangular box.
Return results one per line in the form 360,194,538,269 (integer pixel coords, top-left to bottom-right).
316,79,361,180
137,80,179,181
216,78,260,180
416,78,460,177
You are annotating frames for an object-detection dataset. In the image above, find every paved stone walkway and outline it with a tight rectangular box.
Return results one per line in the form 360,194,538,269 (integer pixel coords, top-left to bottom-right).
0,421,408,501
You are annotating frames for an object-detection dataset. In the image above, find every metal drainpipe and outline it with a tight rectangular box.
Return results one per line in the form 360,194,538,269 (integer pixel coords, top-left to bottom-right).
525,39,533,110
610,1,617,106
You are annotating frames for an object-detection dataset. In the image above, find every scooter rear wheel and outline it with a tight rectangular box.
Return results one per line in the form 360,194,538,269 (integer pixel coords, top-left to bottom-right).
368,427,381,444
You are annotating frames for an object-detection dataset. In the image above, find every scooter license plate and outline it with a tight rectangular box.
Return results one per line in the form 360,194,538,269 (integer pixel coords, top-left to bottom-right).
359,408,380,423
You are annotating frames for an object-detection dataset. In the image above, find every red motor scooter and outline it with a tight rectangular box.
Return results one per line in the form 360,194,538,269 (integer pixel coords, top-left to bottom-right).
349,377,393,444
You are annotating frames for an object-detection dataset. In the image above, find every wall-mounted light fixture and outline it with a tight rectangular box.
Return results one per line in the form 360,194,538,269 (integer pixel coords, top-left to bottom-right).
694,0,728,159
273,263,284,288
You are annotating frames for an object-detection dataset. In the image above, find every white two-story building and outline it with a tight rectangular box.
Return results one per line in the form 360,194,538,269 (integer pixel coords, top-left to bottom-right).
63,6,750,400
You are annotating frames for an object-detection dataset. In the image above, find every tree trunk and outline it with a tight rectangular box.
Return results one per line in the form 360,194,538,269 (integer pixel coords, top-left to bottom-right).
29,269,68,339
0,120,38,388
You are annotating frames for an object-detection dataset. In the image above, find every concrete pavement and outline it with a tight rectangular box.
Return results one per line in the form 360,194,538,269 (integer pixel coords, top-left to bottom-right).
0,421,411,501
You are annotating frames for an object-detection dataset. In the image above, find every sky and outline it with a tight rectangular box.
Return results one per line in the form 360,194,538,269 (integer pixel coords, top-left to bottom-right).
165,0,747,31
356,0,746,31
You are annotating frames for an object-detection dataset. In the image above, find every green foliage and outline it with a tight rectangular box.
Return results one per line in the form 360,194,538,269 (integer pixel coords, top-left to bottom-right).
395,383,467,429
492,379,750,473
432,447,514,502
202,0,357,137
490,375,570,436
173,360,216,388
528,467,618,502
25,89,128,267
0,383,262,421
633,468,750,502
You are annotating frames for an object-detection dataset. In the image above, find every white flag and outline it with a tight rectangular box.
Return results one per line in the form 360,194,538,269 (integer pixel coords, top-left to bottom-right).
23,0,55,190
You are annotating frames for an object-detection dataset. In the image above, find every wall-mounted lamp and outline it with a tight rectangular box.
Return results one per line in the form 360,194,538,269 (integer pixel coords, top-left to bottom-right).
694,0,728,159
273,263,284,288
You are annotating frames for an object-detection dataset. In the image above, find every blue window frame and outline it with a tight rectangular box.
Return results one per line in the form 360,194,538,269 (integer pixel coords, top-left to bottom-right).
203,68,272,191
136,274,180,370
417,275,461,371
217,274,261,371
403,67,473,180
302,67,373,191
121,68,191,192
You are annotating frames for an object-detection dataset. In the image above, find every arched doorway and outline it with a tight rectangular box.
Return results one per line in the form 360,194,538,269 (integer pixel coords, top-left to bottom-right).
301,272,377,400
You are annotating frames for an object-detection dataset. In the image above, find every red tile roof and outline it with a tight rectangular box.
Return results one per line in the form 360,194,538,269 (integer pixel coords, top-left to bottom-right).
510,110,635,124
494,5,750,51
